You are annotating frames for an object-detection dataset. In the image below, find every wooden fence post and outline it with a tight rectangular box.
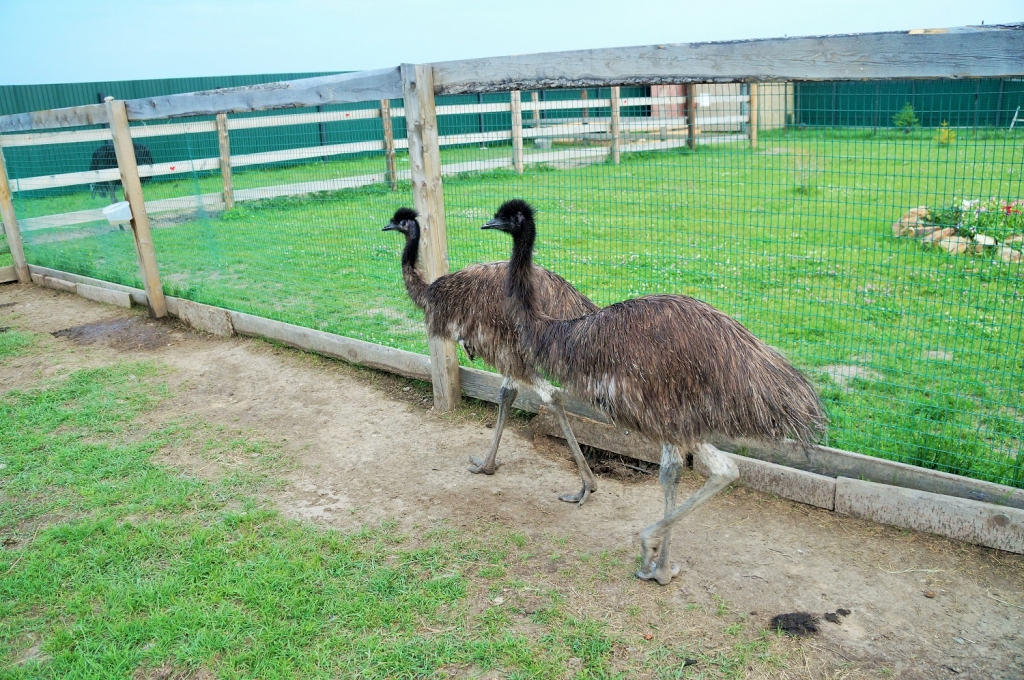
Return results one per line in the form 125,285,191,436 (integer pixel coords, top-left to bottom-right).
216,113,234,210
401,63,461,411
104,98,167,319
511,90,524,174
380,99,397,191
748,83,759,149
531,91,540,128
685,83,698,151
0,148,30,283
610,86,621,165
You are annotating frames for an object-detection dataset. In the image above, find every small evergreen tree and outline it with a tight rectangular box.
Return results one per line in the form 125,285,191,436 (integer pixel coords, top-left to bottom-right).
893,102,919,133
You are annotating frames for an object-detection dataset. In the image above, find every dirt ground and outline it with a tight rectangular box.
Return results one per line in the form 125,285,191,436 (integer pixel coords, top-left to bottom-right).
3,283,1023,679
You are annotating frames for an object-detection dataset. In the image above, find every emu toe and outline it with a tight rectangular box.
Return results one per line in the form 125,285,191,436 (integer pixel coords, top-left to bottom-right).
468,456,499,475
558,482,593,506
636,563,681,586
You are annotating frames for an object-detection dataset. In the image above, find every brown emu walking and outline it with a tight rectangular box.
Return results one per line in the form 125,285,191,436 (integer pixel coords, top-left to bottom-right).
483,200,827,584
384,207,602,503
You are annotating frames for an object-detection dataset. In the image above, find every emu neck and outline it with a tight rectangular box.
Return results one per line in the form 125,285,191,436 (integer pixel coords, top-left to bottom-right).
401,227,428,308
507,225,537,318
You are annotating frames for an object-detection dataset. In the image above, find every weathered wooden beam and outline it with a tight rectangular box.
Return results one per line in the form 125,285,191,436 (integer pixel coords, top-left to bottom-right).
124,68,403,121
0,103,108,134
749,83,759,149
430,25,1024,93
0,148,30,283
216,114,234,210
685,84,697,151
402,63,461,412
610,86,621,164
510,90,524,174
105,99,167,319
380,99,397,191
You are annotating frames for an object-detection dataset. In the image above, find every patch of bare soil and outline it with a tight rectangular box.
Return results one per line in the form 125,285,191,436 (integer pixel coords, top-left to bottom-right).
4,282,1024,679
53,316,180,351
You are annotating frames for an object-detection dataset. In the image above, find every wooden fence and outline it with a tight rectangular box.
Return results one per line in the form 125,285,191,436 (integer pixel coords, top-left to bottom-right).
2,24,1023,409
2,90,755,233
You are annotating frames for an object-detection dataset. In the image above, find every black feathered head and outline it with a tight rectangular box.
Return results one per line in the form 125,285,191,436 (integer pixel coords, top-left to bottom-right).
383,207,419,235
482,199,534,235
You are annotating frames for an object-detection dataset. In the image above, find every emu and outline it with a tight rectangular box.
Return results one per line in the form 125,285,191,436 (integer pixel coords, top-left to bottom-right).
90,140,153,204
384,207,602,503
483,200,827,584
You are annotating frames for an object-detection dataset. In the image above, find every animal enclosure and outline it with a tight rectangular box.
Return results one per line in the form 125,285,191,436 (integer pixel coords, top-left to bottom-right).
2,29,1023,490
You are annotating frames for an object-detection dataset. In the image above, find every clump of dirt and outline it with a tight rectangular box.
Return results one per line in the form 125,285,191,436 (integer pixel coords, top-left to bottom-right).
52,316,179,351
769,612,819,636
824,608,852,624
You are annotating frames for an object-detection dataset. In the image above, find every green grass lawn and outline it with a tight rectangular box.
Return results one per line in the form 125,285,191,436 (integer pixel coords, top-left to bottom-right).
13,128,1024,488
0,333,786,678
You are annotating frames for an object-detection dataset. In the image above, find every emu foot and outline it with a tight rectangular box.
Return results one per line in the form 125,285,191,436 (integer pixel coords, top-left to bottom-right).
468,456,498,475
636,562,681,586
558,482,593,506
637,529,679,585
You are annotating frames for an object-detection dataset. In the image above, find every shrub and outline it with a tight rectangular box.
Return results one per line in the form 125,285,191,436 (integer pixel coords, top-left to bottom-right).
893,103,919,133
936,121,956,145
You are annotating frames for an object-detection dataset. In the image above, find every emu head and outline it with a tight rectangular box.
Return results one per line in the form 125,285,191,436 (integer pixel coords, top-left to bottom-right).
383,207,420,237
482,199,534,236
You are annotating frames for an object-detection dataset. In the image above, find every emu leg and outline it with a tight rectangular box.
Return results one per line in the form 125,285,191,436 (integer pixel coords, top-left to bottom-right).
468,377,518,475
637,442,739,586
637,444,684,584
550,392,598,505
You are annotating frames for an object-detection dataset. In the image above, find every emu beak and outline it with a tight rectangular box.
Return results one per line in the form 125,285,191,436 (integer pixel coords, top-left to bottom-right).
382,222,401,232
482,218,507,230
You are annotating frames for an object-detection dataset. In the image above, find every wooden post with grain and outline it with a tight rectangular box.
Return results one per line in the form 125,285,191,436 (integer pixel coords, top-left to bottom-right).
400,64,461,411
510,90,524,174
610,86,621,165
216,113,234,210
748,83,759,149
685,83,698,151
0,147,30,283
104,98,167,318
380,99,397,191
531,91,540,128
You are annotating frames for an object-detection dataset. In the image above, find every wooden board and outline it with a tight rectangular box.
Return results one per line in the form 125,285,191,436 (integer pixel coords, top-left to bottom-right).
430,26,1024,93
402,63,461,411
0,149,30,282
0,103,108,133
124,68,404,121
380,99,397,191
105,99,167,318
226,107,380,130
510,90,523,174
216,114,234,210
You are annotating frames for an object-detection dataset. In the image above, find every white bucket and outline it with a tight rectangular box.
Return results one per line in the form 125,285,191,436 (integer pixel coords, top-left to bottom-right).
102,201,133,225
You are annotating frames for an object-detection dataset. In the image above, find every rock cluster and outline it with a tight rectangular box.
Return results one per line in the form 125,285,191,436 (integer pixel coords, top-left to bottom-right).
891,207,1023,264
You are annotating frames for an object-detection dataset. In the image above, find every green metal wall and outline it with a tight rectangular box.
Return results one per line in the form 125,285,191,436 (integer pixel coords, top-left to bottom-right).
794,78,1024,128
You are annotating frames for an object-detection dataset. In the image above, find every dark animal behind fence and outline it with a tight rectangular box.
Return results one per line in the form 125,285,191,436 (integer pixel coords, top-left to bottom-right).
89,140,153,204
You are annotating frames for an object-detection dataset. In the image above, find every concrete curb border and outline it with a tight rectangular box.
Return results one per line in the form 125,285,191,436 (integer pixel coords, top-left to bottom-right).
19,265,1024,554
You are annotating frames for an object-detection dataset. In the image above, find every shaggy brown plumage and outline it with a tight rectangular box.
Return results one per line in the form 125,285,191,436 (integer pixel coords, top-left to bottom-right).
384,207,601,503
483,199,828,584
487,200,826,448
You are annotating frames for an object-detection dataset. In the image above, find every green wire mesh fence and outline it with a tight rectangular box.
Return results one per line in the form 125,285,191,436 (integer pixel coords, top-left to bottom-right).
3,78,1023,488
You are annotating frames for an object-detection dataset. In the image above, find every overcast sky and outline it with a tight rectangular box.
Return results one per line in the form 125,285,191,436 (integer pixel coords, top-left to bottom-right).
2,0,1021,85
